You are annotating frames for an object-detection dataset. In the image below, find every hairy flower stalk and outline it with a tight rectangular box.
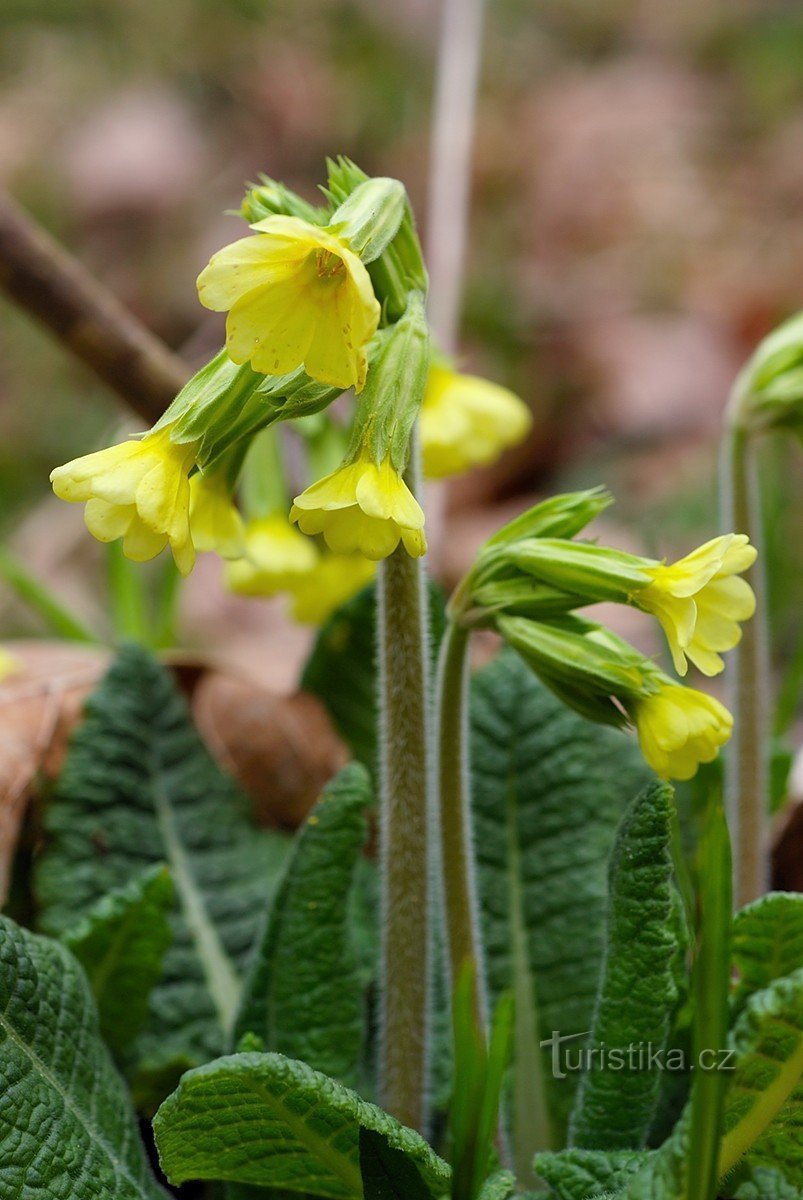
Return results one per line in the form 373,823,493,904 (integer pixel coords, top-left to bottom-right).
435,619,488,1026
721,419,769,907
377,435,432,1132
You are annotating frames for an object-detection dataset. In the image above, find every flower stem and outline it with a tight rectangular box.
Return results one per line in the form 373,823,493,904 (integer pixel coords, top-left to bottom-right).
377,449,431,1131
721,421,769,907
435,619,488,1024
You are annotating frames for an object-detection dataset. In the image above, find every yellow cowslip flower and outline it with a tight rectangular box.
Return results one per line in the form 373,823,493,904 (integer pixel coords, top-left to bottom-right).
635,534,757,677
50,428,197,576
188,472,246,561
289,553,376,624
420,363,532,479
290,452,426,561
632,682,733,781
0,648,19,682
226,514,319,597
196,215,380,392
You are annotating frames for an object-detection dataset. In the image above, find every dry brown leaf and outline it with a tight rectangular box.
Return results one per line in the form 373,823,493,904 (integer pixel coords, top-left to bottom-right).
0,642,110,904
192,672,348,830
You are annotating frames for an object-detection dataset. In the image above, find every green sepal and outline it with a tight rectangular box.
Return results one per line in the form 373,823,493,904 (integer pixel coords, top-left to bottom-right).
483,488,614,550
507,539,651,604
733,310,803,431
348,292,430,472
241,176,329,225
154,349,263,454
498,615,650,709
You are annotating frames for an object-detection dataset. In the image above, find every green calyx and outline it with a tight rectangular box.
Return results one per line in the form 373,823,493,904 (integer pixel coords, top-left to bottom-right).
730,309,803,434
347,291,430,472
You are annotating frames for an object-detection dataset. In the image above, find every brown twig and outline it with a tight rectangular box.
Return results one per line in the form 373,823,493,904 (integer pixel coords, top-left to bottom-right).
0,191,190,424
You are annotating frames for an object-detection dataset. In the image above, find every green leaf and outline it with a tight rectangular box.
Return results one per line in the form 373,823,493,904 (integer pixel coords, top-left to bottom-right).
302,581,445,770
450,961,514,1200
469,650,653,1173
0,914,167,1198
234,763,373,1088
686,797,732,1200
534,1148,648,1198
475,1171,516,1200
606,970,803,1199
719,968,803,1185
35,644,290,1097
569,781,680,1151
153,1051,452,1199
63,863,173,1058
359,1127,433,1200
732,892,803,1011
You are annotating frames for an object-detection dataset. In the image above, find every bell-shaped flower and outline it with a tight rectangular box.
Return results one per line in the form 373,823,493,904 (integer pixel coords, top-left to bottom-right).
226,515,319,597
50,428,197,575
420,364,532,479
290,452,426,561
632,682,733,781
289,553,376,625
197,215,380,391
188,471,246,561
637,534,756,676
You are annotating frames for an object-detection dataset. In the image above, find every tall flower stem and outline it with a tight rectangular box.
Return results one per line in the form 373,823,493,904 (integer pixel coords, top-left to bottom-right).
721,419,769,907
377,444,431,1132
435,619,488,1024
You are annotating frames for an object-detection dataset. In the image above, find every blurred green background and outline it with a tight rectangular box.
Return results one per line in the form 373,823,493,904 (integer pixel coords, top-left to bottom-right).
1,0,802,683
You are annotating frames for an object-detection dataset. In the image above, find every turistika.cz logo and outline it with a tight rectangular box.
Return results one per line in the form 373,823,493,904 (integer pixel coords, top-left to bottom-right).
540,1031,737,1080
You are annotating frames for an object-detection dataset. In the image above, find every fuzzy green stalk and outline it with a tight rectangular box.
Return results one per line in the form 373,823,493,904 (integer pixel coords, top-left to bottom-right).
435,620,488,1026
720,418,769,907
377,439,432,1132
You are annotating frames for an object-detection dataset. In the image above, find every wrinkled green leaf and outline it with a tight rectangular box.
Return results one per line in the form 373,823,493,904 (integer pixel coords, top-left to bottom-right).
470,650,653,1171
731,892,803,1011
153,1051,451,1199
569,781,680,1150
35,644,290,1098
63,863,173,1058
534,1148,648,1198
475,1171,516,1200
302,581,445,770
0,914,167,1199
234,763,373,1087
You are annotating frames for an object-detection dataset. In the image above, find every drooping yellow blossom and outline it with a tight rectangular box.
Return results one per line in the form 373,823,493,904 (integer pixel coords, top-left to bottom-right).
50,428,197,575
196,215,380,392
290,452,426,561
633,683,733,781
226,514,319,597
635,534,757,677
420,363,532,479
189,472,246,560
289,553,376,625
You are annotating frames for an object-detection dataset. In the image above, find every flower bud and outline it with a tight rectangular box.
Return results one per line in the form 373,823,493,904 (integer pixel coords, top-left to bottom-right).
506,539,650,603
730,310,803,432
241,177,327,226
329,178,407,264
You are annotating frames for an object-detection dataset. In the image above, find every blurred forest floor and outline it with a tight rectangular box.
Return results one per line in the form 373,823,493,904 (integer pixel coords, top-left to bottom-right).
1,0,803,696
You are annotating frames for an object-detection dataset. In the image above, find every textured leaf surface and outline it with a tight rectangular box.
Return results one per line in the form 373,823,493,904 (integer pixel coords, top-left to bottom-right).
470,650,653,1155
64,864,173,1058
359,1126,433,1200
302,581,445,771
0,914,167,1199
569,782,679,1150
731,892,803,1011
235,763,373,1087
153,1051,451,1199
475,1171,516,1200
719,968,803,1184
534,1148,648,1198
35,644,290,1088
